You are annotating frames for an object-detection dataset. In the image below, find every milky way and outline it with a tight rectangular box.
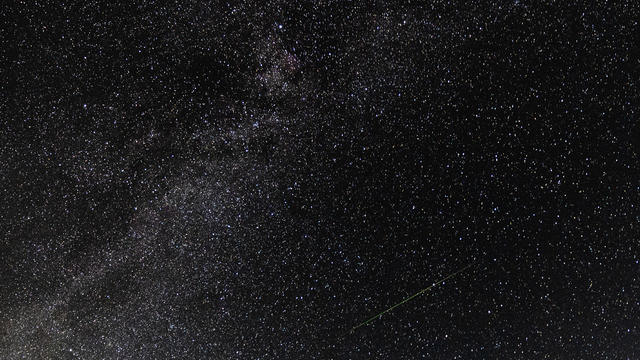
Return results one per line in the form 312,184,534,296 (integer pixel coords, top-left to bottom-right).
2,1,640,358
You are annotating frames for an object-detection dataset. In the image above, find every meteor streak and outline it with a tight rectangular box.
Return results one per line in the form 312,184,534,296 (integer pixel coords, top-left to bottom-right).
350,261,477,333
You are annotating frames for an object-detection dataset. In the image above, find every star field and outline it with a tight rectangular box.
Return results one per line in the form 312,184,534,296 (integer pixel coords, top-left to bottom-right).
2,1,640,359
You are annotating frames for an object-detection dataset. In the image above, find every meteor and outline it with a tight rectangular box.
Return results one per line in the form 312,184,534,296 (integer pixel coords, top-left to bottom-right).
350,261,477,333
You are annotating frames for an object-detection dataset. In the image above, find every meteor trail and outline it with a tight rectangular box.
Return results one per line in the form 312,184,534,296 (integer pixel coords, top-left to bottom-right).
350,261,477,333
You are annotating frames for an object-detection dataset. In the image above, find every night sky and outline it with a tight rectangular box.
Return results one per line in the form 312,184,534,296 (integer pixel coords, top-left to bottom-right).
2,1,640,359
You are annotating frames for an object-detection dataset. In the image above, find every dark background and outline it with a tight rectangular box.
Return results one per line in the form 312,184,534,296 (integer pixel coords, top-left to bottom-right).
2,1,639,358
